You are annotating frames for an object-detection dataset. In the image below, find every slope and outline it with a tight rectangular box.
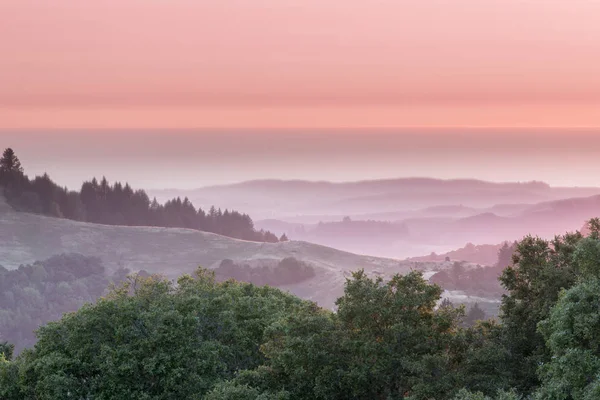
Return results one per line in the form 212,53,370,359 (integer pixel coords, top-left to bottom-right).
0,195,427,309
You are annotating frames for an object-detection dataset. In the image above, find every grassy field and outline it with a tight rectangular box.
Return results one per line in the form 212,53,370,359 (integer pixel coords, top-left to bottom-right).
0,195,440,308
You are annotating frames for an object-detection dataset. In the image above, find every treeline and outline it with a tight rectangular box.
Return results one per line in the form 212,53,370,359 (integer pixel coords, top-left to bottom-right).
4,222,600,398
0,254,130,354
0,148,283,242
430,241,517,297
215,257,316,286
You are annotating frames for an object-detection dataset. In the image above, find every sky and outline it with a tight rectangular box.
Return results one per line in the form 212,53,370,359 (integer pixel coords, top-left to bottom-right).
2,129,600,189
2,1,600,189
2,0,600,128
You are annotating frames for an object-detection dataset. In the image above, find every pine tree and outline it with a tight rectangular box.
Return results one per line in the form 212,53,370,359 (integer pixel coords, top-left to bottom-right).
0,148,23,174
465,302,486,326
280,233,289,242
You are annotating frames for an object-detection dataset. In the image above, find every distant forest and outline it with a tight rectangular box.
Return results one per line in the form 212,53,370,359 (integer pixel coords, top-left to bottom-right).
0,148,283,242
0,253,310,355
0,254,130,354
430,241,518,297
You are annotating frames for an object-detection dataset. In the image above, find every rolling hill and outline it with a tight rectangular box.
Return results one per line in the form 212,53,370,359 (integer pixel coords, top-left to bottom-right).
0,195,429,309
150,178,600,220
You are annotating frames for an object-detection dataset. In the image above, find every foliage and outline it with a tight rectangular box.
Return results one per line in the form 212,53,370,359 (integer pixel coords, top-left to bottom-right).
497,231,584,393
496,242,518,269
213,270,465,400
4,220,600,398
5,268,303,399
0,148,23,175
0,342,14,361
536,277,600,399
0,147,280,242
0,254,124,354
453,388,521,400
463,303,487,327
430,262,505,297
215,257,316,286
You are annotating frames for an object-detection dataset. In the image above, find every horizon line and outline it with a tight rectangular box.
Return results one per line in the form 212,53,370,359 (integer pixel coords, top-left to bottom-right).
4,126,600,132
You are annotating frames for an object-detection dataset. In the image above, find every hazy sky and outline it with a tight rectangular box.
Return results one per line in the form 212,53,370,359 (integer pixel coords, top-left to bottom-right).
2,129,599,189
2,0,600,127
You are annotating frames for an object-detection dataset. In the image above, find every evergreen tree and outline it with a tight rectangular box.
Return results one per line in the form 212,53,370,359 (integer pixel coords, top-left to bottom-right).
279,233,289,242
0,148,281,243
0,148,23,174
464,303,486,326
0,342,14,361
495,241,517,268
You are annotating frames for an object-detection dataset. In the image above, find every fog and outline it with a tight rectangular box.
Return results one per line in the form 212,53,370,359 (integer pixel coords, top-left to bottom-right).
3,128,600,189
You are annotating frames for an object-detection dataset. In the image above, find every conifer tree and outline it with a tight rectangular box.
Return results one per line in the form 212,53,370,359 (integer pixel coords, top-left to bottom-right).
0,148,23,174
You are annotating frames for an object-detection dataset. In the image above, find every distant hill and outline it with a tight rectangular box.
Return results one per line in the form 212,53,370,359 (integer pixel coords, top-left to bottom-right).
409,242,508,266
0,195,429,309
253,193,600,260
151,178,600,220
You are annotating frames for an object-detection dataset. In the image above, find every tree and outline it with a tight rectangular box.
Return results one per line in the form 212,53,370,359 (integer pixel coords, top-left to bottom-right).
233,270,465,400
464,303,486,326
497,232,583,393
453,388,522,400
0,148,23,175
14,268,304,399
536,278,600,399
440,298,454,309
1,155,277,243
0,342,14,361
451,261,466,282
279,233,289,242
496,242,516,269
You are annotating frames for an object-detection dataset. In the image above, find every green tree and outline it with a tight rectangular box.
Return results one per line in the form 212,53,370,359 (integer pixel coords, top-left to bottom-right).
535,230,600,400
498,232,583,393
536,278,600,399
453,388,521,400
15,268,304,399
452,321,514,396
0,341,14,361
228,270,465,400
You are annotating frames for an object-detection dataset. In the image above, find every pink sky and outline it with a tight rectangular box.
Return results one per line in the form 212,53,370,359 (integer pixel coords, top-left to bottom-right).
2,0,600,128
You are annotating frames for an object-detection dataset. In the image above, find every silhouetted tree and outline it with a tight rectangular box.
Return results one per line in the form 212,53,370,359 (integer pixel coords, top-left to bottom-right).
0,148,23,174
495,241,517,268
440,298,454,309
0,148,279,243
464,303,486,326
280,233,289,242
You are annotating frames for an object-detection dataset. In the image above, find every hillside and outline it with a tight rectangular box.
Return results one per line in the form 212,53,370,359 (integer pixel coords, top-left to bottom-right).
151,178,600,219
0,195,426,309
255,193,600,259
409,242,507,266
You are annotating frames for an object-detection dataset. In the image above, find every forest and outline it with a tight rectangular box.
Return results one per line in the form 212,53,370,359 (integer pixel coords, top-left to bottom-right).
0,254,131,354
429,242,518,297
3,220,600,399
0,148,281,243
